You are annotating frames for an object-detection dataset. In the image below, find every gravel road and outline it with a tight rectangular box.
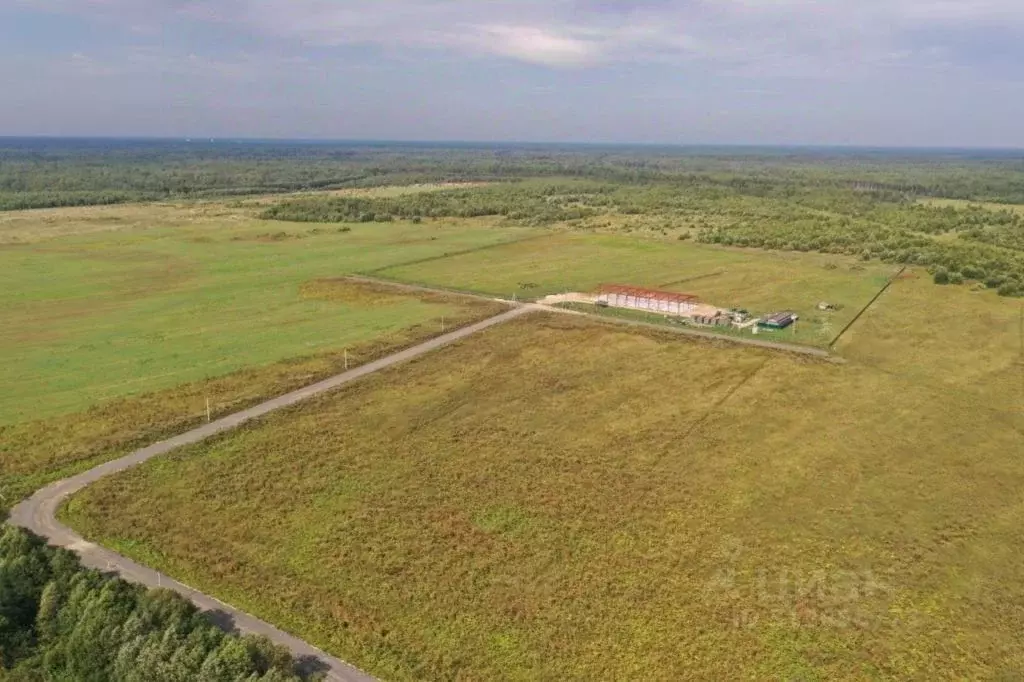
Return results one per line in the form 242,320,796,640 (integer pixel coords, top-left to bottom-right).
9,305,530,682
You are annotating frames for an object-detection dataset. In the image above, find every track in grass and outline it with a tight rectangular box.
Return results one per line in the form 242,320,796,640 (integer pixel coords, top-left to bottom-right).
11,306,531,682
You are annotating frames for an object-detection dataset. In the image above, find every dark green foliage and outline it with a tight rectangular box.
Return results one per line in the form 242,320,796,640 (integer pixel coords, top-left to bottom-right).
0,525,308,681
261,181,609,226
5,139,1024,211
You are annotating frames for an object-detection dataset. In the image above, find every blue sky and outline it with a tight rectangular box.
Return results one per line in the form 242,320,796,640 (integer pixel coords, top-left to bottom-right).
3,0,1024,146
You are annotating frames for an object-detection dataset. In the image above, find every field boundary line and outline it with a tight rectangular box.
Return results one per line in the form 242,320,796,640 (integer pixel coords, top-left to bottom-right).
656,270,727,288
361,231,557,275
678,358,772,443
541,305,836,360
829,266,907,349
8,306,533,682
344,274,509,303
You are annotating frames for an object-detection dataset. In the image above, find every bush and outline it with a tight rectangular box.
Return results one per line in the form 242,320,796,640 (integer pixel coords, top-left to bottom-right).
933,268,951,285
998,281,1021,297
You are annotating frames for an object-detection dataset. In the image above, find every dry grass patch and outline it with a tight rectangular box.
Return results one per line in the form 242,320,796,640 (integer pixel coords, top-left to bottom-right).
64,305,1024,680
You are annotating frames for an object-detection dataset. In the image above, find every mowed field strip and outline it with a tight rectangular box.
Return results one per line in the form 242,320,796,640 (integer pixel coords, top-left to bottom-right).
62,272,1024,680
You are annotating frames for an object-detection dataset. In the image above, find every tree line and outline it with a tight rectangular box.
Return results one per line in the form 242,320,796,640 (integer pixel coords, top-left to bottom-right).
0,525,312,681
262,178,1024,296
4,139,1024,210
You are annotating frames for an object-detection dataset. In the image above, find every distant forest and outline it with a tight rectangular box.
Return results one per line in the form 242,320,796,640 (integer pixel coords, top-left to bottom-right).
3,138,1024,210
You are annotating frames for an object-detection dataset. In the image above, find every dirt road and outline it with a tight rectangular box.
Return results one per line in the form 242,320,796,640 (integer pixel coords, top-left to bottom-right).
9,305,531,682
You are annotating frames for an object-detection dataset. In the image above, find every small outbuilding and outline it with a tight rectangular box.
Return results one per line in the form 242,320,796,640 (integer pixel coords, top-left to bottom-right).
757,311,797,330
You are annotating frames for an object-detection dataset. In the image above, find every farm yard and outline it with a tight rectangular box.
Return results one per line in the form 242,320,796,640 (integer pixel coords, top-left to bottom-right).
376,232,899,347
3,142,1024,681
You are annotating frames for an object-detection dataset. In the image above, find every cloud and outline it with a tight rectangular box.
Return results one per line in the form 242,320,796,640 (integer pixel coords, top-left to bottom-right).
466,25,604,67
13,0,1024,77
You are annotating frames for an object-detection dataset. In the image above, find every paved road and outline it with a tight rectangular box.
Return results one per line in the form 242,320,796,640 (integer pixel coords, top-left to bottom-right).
9,305,531,682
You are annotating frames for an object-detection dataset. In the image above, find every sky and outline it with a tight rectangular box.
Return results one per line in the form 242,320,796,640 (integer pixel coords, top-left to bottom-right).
3,1,1024,147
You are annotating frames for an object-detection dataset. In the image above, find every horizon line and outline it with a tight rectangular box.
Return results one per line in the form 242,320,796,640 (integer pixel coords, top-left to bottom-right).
2,135,1024,153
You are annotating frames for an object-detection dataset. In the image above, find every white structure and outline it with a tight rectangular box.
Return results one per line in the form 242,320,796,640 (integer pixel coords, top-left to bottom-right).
597,284,700,316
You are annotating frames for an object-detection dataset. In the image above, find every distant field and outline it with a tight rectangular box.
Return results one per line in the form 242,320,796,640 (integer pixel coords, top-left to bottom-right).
325,182,492,198
377,232,898,346
64,277,1024,680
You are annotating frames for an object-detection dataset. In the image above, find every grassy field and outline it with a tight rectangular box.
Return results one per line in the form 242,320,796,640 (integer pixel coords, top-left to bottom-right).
63,275,1024,680
378,232,898,346
0,203,534,424
0,200,527,510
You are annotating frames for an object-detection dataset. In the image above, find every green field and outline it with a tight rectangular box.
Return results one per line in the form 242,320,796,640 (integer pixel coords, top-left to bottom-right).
63,275,1024,680
0,201,530,510
0,204,534,424
378,232,898,346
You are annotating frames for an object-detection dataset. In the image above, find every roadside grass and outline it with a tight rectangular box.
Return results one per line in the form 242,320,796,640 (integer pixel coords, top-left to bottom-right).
63,288,1024,680
0,281,507,514
0,203,536,425
378,232,897,345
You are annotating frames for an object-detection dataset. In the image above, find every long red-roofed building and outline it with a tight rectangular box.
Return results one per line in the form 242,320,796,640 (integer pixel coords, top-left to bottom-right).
596,284,700,316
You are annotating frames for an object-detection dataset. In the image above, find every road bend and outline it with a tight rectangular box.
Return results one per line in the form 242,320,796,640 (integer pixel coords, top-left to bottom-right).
9,305,531,682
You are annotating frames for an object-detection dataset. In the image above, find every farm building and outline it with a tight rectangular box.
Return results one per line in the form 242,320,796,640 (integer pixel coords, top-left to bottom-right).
596,284,700,316
757,311,797,330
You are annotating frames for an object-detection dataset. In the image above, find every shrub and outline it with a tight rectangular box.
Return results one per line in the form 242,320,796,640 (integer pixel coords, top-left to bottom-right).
998,281,1021,297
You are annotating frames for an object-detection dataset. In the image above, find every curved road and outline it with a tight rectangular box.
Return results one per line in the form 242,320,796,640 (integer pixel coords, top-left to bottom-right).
10,305,531,682
8,289,830,681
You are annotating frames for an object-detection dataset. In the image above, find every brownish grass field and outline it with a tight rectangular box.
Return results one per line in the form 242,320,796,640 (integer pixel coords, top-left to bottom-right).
63,266,1024,680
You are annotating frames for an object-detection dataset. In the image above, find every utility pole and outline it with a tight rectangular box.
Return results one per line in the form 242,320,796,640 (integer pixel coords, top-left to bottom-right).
344,349,349,370
441,316,446,333
205,397,211,423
